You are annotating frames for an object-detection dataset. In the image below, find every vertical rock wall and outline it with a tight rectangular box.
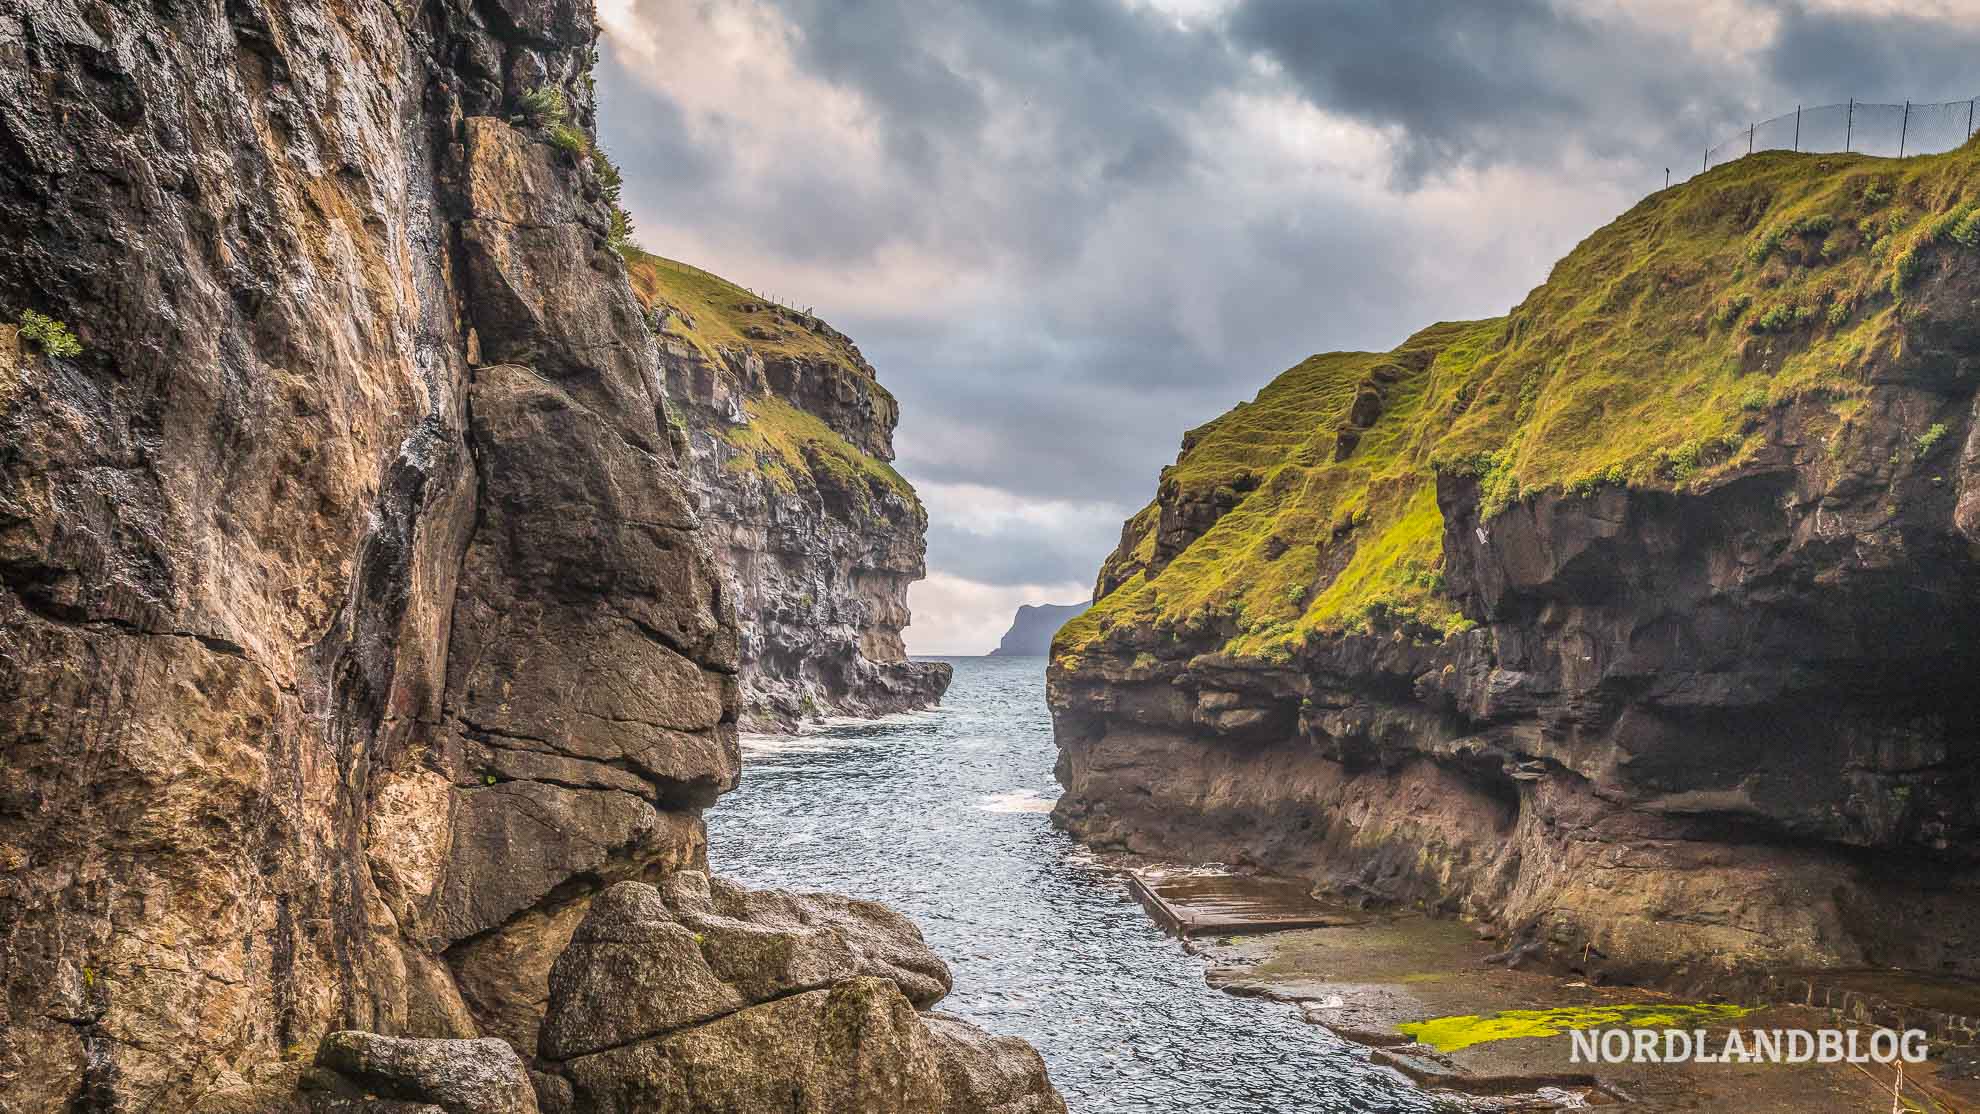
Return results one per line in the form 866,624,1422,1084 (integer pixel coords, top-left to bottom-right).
625,254,950,730
0,1,738,1108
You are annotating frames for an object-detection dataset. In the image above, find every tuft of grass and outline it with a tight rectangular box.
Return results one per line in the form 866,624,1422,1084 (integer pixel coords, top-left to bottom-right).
517,85,567,127
17,310,81,357
548,121,588,158
592,146,638,254
1953,208,1980,248
1916,422,1950,455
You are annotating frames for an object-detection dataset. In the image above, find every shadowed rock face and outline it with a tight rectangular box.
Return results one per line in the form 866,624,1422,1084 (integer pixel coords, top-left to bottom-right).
1052,177,1980,987
0,0,733,1106
0,1,1046,1111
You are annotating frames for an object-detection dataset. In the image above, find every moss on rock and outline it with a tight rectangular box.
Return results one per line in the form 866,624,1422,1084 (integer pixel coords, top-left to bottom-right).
1398,1003,1755,1053
1061,139,1980,670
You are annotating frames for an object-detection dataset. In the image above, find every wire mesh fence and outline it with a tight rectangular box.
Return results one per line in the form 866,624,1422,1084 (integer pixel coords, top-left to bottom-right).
1702,98,1980,173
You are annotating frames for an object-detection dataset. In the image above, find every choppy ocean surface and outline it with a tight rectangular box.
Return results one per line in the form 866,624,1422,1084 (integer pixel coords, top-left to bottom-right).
706,655,1438,1114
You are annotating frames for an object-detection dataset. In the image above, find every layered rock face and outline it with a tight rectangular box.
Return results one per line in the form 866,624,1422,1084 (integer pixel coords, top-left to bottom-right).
0,1,1043,1110
623,253,950,730
301,876,1063,1114
1053,147,1980,985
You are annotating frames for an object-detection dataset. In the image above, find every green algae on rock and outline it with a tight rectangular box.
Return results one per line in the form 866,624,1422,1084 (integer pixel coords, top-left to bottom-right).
1399,1004,1756,1054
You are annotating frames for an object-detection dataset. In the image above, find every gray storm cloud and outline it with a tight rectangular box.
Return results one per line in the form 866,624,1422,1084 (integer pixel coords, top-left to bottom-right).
596,0,1980,652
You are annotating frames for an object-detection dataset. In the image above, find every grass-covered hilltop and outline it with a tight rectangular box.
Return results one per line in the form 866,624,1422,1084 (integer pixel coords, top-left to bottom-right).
1051,139,1980,988
621,249,950,729
1062,139,1980,668
624,249,918,510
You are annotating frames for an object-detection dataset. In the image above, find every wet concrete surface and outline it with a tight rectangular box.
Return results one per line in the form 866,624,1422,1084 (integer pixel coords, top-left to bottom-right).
1129,866,1370,936
1124,862,1977,1112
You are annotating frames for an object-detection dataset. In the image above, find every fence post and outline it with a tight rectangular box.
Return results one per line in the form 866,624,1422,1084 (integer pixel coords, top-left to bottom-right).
1702,149,1708,174
1969,98,1975,140
1748,122,1754,155
1845,98,1854,153
1794,105,1801,151
1900,101,1910,158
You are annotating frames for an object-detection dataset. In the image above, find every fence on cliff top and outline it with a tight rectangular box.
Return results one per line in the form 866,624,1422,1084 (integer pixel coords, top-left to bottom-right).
1698,98,1979,176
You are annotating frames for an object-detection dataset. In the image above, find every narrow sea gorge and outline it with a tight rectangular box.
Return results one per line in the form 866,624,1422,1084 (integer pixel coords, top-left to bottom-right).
708,656,1441,1114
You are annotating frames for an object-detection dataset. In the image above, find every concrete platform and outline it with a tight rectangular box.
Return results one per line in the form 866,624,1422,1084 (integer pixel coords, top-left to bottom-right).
1126,866,1367,936
1198,917,1972,1113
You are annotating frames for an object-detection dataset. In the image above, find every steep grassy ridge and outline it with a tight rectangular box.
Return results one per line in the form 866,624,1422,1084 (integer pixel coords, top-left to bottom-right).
623,250,916,509
1063,140,1980,667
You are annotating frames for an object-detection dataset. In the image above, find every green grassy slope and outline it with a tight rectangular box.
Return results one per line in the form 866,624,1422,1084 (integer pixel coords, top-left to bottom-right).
1060,139,1980,668
623,250,916,509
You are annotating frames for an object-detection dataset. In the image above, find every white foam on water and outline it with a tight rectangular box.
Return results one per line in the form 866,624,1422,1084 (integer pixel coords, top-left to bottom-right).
738,733,840,759
978,789,1057,814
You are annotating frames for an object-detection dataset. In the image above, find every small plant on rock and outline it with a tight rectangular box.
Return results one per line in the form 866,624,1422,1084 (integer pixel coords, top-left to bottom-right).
1916,423,1950,455
548,121,588,158
517,84,567,127
17,310,81,357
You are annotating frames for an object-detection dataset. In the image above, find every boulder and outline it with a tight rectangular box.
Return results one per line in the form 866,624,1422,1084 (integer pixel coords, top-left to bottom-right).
309,1033,538,1114
539,877,1065,1113
538,874,952,1060
561,978,1064,1114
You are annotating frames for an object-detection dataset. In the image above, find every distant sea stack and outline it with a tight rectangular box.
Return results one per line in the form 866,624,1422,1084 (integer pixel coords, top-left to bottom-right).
990,602,1091,656
624,252,951,730
1051,143,1980,987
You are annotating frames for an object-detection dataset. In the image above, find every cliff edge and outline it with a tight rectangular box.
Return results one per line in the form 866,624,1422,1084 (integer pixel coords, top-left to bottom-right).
1052,143,1980,985
624,252,950,730
0,1,1049,1110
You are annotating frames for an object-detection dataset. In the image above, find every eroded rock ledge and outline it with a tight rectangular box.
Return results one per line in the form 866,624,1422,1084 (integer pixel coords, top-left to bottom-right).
1052,148,1980,988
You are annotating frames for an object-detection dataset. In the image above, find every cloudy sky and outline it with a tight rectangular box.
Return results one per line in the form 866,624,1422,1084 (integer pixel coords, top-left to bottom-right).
595,0,1980,654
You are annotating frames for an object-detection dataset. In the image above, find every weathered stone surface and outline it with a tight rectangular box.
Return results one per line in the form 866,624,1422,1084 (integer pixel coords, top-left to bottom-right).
0,0,736,1108
539,874,953,1060
563,978,945,1114
921,1013,1068,1114
537,876,1063,1111
561,977,1064,1114
312,1033,537,1114
0,4,1058,1113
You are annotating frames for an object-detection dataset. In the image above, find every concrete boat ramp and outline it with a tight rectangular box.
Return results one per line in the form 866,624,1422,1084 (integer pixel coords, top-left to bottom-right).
1126,865,1367,936
1124,864,1980,1111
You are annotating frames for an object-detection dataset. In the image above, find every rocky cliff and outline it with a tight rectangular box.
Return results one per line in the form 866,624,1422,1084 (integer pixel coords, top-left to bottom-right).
989,603,1090,657
0,1,1050,1110
1053,144,1980,986
622,252,949,730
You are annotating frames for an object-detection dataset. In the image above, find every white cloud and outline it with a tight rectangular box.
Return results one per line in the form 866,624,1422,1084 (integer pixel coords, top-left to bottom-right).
906,572,1093,656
